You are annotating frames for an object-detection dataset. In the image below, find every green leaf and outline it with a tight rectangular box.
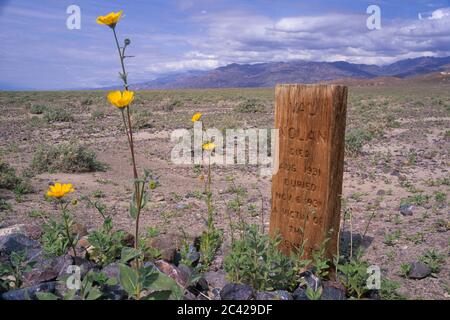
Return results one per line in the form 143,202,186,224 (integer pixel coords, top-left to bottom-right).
129,201,138,220
119,263,139,297
145,290,172,300
63,290,76,300
140,191,148,209
150,272,182,300
106,277,118,286
35,292,59,300
120,247,141,263
85,287,103,300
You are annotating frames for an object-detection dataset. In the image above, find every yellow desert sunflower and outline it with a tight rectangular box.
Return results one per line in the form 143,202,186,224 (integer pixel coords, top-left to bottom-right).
202,142,216,151
96,10,123,28
107,90,134,108
191,112,202,122
46,183,74,199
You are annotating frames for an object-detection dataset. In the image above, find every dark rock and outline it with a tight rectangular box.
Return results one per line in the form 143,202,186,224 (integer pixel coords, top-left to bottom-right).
321,281,347,300
100,262,126,300
390,169,400,176
408,262,431,279
203,270,228,290
72,256,95,278
177,263,194,277
256,290,293,300
0,233,41,257
368,290,381,300
195,277,209,292
196,292,210,300
176,263,207,295
22,254,73,287
183,291,197,300
185,244,200,266
376,189,386,196
220,283,255,300
301,270,322,291
2,281,57,300
102,262,120,280
103,283,127,300
399,204,414,216
292,287,309,300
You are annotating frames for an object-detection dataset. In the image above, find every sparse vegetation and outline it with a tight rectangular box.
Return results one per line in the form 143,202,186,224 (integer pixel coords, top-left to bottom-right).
419,249,445,273
345,128,375,156
43,107,74,123
30,143,106,173
234,99,265,113
29,104,48,114
131,109,153,129
0,75,449,300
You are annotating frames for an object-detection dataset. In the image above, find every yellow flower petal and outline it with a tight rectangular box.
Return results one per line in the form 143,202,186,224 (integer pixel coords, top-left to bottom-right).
191,112,202,122
202,142,216,151
96,10,123,27
46,183,74,199
107,90,134,108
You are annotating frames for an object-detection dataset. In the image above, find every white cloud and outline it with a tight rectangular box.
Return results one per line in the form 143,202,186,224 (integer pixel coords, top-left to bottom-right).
145,59,220,73
429,7,450,20
181,8,450,67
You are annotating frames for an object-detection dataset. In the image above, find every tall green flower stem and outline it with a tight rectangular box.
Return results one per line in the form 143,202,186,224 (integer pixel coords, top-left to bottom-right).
206,153,213,229
58,200,77,258
110,25,143,265
199,147,222,269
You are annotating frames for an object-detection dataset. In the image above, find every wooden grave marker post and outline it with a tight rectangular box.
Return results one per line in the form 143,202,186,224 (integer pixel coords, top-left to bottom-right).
269,84,347,260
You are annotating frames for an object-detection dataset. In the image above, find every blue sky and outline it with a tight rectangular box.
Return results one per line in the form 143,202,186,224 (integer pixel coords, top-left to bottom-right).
0,0,449,90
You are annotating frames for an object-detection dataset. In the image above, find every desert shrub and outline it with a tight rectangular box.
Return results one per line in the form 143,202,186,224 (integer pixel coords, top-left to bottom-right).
44,108,74,123
224,224,296,291
198,222,222,271
234,99,265,113
81,98,94,106
91,108,105,120
0,198,12,212
29,104,48,114
0,160,21,190
163,100,182,112
419,249,445,273
0,250,36,290
30,144,106,174
41,214,79,257
87,216,126,267
380,279,406,300
37,270,115,300
0,160,32,198
28,116,46,128
337,250,371,299
345,128,375,155
131,110,153,130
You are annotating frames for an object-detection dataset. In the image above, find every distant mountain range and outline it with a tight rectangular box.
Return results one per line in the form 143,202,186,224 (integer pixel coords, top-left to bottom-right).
131,56,450,89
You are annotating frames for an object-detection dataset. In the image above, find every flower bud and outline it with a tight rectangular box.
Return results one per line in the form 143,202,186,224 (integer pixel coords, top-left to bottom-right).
149,180,157,190
124,38,131,46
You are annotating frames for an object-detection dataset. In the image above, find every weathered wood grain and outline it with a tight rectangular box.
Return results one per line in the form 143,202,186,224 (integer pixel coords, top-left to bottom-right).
269,84,347,260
